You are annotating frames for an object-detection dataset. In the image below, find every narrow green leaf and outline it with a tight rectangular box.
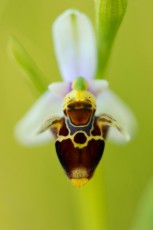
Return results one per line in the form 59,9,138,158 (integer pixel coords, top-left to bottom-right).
95,0,127,78
8,36,48,94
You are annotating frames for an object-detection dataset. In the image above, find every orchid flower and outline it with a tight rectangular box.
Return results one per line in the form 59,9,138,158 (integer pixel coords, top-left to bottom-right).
11,10,136,187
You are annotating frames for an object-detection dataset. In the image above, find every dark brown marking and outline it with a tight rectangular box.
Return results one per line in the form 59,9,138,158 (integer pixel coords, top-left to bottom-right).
66,109,93,125
95,117,110,139
59,119,69,136
102,126,109,139
91,120,101,136
55,138,105,179
68,101,92,110
64,102,95,126
74,132,87,144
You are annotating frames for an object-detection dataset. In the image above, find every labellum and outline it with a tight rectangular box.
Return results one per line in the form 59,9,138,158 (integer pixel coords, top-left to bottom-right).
39,77,128,188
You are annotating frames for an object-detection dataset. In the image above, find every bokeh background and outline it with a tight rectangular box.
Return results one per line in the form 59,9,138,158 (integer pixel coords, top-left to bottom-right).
0,0,153,230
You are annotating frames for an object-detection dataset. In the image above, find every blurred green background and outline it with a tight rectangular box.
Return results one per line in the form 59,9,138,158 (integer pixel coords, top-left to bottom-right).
0,0,153,230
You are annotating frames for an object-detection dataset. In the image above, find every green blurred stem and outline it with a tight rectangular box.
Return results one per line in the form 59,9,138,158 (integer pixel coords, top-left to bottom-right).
95,0,127,78
76,174,107,230
8,36,47,94
130,178,153,230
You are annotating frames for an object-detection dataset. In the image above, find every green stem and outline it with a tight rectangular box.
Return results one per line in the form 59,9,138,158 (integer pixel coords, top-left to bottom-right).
95,0,127,78
76,174,107,230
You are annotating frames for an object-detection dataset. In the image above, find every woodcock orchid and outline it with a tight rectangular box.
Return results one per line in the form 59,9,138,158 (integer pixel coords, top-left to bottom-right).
12,10,136,188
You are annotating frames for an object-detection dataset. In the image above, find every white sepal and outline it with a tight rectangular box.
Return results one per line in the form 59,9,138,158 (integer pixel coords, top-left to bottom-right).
15,91,63,146
88,80,109,96
48,81,71,96
52,9,97,82
96,90,137,144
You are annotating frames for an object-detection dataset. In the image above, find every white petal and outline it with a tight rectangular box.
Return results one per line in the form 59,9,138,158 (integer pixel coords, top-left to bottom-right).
48,80,109,98
15,91,63,146
48,81,71,96
52,9,97,82
96,90,137,144
88,80,109,96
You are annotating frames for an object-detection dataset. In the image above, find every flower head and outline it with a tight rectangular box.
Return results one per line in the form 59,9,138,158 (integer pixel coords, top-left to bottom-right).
13,10,136,187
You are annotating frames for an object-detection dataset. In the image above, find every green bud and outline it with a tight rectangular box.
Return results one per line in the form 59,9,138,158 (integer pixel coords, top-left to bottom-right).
95,0,127,78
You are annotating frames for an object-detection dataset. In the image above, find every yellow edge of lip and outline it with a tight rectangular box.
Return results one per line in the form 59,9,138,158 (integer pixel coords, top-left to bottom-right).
71,178,89,188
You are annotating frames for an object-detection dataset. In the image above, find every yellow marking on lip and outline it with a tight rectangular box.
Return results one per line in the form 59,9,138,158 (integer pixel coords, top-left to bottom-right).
63,89,96,110
71,178,89,188
57,131,104,149
63,77,96,111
